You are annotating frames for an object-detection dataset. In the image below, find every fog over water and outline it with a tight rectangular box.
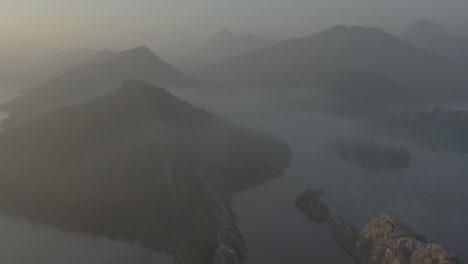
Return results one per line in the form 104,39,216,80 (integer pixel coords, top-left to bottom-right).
0,85,467,263
2,1,468,263
172,87,468,263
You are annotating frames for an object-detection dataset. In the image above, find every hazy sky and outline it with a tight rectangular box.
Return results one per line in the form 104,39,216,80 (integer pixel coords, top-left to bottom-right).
2,0,468,57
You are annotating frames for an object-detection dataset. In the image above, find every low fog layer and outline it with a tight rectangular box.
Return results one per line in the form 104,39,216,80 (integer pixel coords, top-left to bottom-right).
172,87,468,263
1,2,468,264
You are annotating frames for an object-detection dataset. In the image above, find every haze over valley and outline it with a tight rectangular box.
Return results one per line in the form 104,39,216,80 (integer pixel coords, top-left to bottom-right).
1,1,468,264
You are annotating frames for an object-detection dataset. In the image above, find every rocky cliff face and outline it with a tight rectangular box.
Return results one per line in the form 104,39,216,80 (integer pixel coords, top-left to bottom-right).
296,190,460,264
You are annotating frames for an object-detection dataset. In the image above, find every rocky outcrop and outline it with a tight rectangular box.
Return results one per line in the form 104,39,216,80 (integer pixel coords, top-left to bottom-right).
331,140,411,171
211,184,247,264
296,190,460,264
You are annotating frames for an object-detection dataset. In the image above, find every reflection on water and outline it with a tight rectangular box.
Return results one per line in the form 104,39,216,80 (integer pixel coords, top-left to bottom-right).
0,214,176,264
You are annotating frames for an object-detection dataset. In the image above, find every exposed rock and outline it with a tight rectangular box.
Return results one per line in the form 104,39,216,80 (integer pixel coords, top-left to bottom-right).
296,190,460,264
331,140,411,171
411,244,460,264
208,182,247,264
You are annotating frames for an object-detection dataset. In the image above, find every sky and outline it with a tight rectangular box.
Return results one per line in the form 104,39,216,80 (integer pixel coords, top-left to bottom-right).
1,0,468,57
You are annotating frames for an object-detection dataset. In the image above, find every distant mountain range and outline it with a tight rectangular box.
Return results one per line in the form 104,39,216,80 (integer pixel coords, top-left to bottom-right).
401,19,468,61
0,49,118,86
0,80,291,264
199,26,468,101
177,29,274,71
0,46,196,126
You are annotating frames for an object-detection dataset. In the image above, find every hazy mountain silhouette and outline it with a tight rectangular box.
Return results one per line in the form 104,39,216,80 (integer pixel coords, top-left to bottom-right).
19,49,119,93
178,29,274,70
200,26,468,100
401,19,468,61
312,70,418,114
0,46,196,126
0,49,118,86
0,80,291,264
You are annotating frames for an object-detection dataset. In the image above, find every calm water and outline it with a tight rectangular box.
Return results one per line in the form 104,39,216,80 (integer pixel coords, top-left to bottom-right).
175,87,468,264
0,86,466,263
0,214,175,264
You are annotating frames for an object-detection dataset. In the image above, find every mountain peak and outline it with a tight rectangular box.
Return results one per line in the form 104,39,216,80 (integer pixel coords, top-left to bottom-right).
117,45,160,60
403,19,447,40
215,28,236,38
310,25,396,44
320,25,389,36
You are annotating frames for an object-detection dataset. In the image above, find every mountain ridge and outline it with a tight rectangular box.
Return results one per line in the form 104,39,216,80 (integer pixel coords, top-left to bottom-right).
0,46,197,126
401,19,468,60
0,80,291,264
177,29,274,71
199,25,468,100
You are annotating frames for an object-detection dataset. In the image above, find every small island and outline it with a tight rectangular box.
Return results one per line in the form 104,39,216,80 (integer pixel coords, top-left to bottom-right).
331,140,412,171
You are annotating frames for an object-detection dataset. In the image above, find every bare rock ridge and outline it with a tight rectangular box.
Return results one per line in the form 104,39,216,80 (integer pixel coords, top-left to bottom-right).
0,80,291,264
295,190,461,264
210,182,247,264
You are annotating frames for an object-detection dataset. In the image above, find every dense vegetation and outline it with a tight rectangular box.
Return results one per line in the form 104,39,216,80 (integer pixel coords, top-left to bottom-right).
0,80,291,264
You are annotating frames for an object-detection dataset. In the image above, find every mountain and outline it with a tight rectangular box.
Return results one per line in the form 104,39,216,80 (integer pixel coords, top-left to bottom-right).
200,26,468,100
0,80,291,264
178,29,274,70
0,46,197,126
401,19,468,61
18,48,119,94
0,49,117,87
